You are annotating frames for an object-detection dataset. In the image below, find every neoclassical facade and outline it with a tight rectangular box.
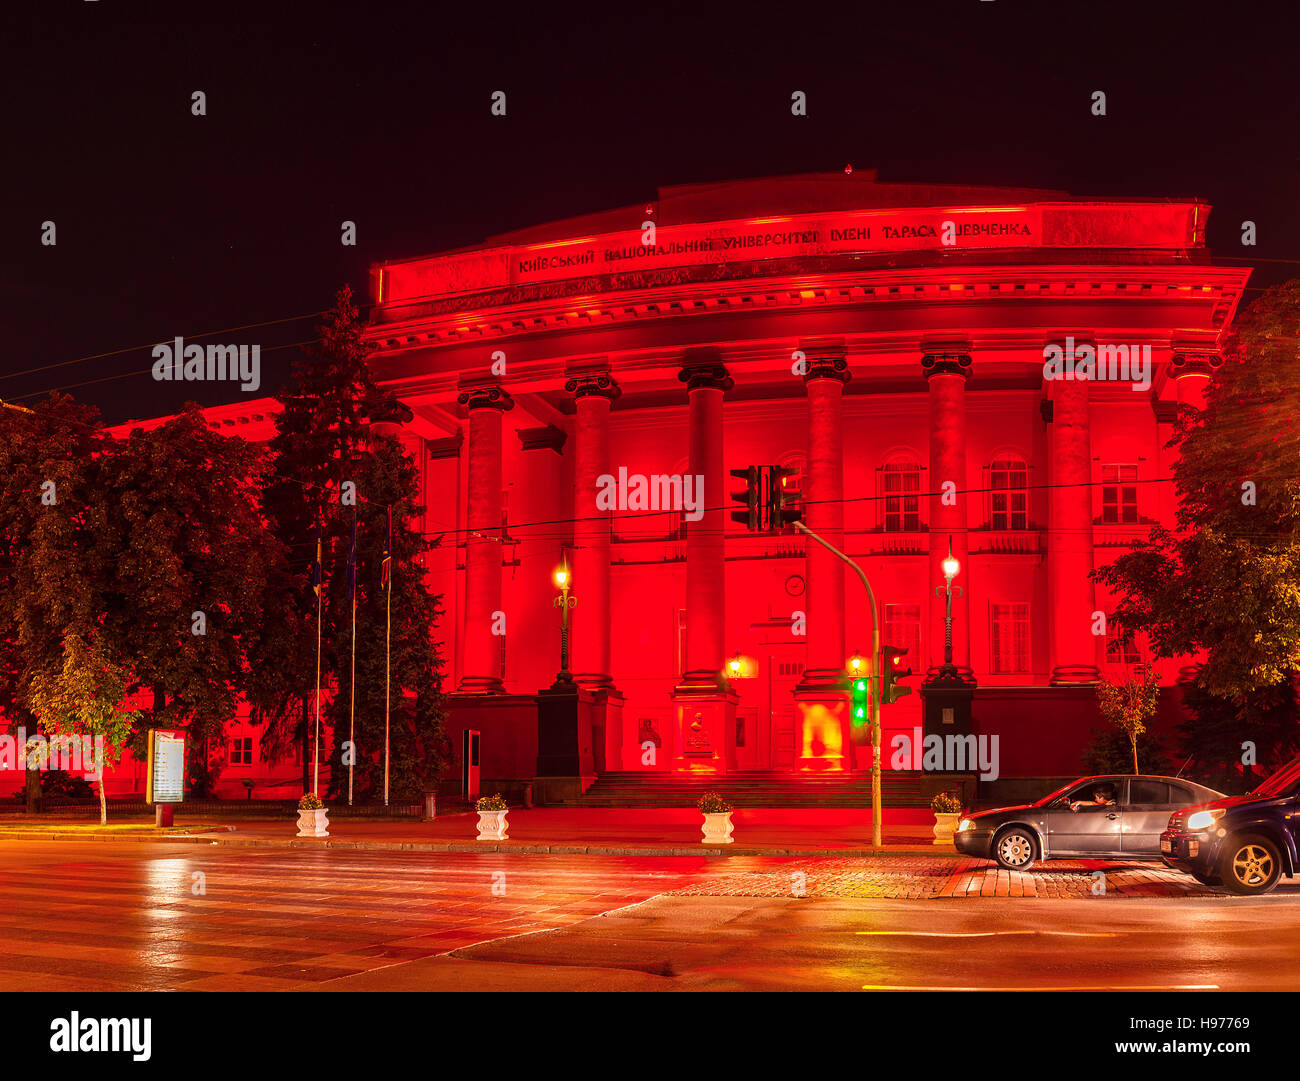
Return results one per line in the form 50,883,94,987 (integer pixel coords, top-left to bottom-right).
357,171,1249,787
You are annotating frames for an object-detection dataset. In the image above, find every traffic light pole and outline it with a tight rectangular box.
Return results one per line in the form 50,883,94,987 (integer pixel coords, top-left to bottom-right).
793,520,883,848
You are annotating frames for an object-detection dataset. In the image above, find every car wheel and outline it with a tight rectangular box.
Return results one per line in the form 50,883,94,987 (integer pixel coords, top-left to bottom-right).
1219,834,1283,895
993,827,1038,871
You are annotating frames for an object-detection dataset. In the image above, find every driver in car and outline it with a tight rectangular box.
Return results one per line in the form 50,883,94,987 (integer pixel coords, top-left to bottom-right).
1070,783,1116,813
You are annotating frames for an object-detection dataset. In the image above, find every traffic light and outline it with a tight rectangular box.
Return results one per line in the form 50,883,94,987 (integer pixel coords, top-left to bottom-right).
729,465,760,532
880,645,913,705
766,465,803,529
850,674,872,732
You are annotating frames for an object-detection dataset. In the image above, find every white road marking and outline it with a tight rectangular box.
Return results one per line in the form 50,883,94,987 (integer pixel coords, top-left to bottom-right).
863,984,1220,991
854,930,1120,937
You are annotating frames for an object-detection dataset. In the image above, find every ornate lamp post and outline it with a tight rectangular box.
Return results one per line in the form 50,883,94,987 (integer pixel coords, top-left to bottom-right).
933,535,965,683
552,561,578,689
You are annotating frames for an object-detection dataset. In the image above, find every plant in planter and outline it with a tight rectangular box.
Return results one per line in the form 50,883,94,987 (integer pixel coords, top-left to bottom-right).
296,792,330,838
698,792,735,845
475,793,509,841
930,791,963,845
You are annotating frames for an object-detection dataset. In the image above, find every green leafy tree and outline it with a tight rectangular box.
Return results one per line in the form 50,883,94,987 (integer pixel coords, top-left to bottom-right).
1176,679,1299,794
266,286,447,801
0,396,135,821
97,405,282,795
1082,727,1173,778
1096,669,1162,774
1096,280,1300,758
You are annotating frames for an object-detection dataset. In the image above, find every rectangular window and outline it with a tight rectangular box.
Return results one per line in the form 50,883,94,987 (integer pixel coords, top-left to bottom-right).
990,603,1031,674
228,737,253,766
883,604,923,671
1101,464,1139,524
989,460,1029,530
883,465,921,532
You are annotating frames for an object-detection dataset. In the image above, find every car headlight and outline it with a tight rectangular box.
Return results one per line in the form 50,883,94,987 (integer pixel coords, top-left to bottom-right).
1186,809,1225,831
956,818,974,832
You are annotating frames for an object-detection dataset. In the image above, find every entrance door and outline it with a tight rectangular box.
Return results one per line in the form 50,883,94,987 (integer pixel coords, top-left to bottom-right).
768,656,803,769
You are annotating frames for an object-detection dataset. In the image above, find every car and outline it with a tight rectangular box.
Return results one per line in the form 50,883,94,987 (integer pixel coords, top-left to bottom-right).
1160,754,1300,895
953,774,1225,871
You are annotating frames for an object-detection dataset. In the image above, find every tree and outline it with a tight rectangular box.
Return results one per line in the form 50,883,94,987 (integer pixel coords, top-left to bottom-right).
1176,679,1299,794
97,405,282,795
1082,727,1173,777
265,286,447,801
0,395,134,822
1096,280,1300,750
1096,668,1161,775
0,396,280,818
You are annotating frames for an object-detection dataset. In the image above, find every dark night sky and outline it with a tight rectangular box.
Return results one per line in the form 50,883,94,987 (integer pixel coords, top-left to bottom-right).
4,1,1297,425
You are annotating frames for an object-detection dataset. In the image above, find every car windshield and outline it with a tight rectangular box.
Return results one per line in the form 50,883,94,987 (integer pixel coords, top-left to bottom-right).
1250,755,1300,797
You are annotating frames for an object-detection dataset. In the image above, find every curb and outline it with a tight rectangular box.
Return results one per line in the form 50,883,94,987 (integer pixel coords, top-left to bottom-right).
0,828,956,858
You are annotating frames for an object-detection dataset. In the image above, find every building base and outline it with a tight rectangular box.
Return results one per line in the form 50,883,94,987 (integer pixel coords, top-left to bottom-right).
669,681,738,773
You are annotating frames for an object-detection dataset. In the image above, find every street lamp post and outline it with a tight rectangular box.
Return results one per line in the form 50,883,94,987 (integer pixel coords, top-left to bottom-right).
933,535,965,682
552,562,577,689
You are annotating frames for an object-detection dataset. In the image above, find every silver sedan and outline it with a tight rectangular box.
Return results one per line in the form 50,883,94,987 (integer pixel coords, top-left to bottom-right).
953,774,1225,870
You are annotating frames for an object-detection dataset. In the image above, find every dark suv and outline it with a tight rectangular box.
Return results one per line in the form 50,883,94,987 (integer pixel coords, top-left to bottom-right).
1161,754,1300,894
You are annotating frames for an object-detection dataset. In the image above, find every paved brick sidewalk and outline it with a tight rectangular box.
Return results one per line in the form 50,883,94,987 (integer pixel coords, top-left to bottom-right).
669,857,1219,900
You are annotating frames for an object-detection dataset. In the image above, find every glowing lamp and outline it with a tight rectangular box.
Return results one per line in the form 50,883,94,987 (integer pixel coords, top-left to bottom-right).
942,554,960,579
553,567,569,588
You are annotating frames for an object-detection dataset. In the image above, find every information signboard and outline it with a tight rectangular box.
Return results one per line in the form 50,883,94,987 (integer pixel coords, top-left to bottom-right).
146,729,185,805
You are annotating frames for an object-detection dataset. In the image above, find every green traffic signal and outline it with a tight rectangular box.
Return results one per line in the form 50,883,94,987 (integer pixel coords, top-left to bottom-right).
850,676,870,727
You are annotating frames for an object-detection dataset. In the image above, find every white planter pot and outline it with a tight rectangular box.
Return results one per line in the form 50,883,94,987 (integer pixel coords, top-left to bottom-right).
932,812,960,845
296,807,329,838
476,809,509,841
701,811,734,845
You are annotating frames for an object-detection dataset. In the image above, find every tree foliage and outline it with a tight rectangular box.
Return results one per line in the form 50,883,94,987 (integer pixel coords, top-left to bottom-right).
1096,280,1300,702
1096,668,1162,774
265,286,447,801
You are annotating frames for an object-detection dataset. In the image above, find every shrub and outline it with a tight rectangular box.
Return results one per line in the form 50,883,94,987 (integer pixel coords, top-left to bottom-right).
931,791,963,814
476,793,508,812
698,792,732,814
298,792,323,811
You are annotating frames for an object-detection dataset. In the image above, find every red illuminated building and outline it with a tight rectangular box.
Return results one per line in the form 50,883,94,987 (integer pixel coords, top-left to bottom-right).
21,171,1248,802
357,171,1248,797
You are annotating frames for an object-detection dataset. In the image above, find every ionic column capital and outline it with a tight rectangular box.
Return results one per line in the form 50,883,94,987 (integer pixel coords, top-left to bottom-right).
797,339,851,385
921,352,973,379
564,372,622,402
678,352,733,393
1171,351,1223,379
457,383,515,412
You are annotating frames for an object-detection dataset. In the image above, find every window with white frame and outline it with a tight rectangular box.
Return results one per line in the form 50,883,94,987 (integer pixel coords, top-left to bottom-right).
990,603,1031,674
989,457,1029,530
882,459,922,532
228,736,254,766
1101,464,1139,524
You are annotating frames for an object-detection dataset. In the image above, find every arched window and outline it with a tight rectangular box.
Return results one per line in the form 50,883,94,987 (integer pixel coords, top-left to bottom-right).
882,458,922,532
989,456,1028,531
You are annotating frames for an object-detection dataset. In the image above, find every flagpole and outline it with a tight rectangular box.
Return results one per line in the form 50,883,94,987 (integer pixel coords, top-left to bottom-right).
313,527,323,798
384,506,392,808
348,512,357,807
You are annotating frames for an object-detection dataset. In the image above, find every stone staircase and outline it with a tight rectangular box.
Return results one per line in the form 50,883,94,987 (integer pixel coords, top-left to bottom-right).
571,769,928,808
